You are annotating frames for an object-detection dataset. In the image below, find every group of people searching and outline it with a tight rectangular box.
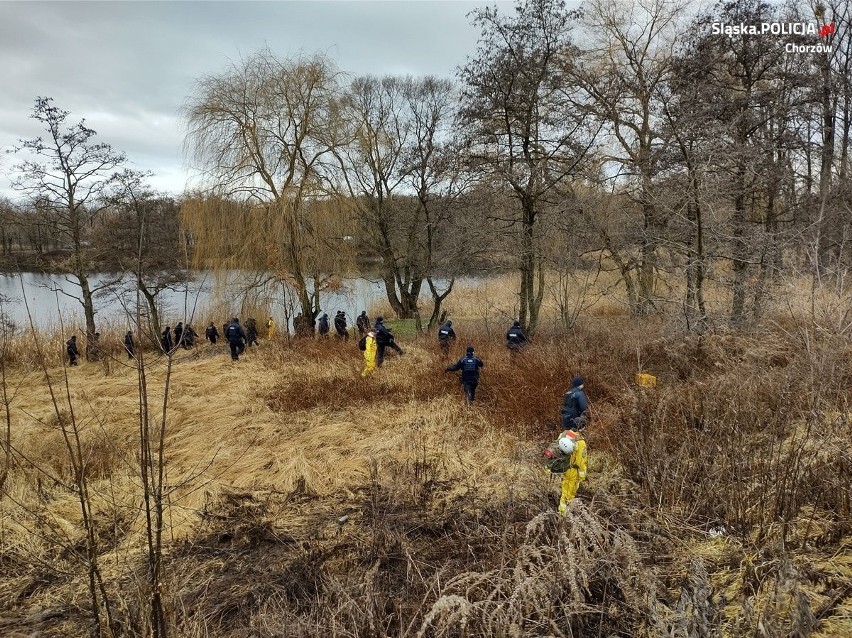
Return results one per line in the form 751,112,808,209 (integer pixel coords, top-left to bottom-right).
205,317,273,361
66,311,588,512
433,317,589,512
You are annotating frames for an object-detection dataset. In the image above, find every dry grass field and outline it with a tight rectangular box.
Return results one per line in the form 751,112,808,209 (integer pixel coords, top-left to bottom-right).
0,285,851,636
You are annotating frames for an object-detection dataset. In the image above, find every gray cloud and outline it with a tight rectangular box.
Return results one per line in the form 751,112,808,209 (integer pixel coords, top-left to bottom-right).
0,0,510,198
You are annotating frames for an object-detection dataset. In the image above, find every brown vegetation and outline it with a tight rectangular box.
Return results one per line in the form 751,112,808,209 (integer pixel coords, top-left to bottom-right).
0,304,850,636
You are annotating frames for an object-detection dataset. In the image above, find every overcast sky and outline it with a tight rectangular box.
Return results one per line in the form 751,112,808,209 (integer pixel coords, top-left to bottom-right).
0,0,515,200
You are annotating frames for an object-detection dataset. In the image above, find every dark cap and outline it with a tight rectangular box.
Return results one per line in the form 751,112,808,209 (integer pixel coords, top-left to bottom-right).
572,375,584,388
466,345,474,354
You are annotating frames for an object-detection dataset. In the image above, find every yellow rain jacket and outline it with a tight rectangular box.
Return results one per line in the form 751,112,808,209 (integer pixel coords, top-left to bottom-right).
558,436,587,513
361,333,378,377
266,318,275,339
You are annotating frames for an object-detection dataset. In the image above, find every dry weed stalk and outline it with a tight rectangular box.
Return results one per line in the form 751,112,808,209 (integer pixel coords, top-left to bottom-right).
417,502,674,637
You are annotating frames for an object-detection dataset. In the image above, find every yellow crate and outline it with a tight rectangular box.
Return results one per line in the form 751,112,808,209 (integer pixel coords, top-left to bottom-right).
635,372,657,388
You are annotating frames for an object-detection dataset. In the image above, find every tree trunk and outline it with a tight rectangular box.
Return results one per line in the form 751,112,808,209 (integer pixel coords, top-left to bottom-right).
684,159,707,331
730,163,748,326
395,272,423,320
139,281,161,343
519,197,544,334
602,230,639,315
427,277,454,330
528,258,545,335
638,199,658,315
78,272,97,345
381,270,405,317
636,139,666,317
819,52,835,200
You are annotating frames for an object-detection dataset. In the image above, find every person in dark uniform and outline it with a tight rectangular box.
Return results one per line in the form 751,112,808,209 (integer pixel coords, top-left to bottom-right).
505,320,528,359
356,311,370,337
445,345,484,404
174,322,184,349
437,319,456,357
226,318,246,361
245,318,259,347
124,330,135,359
206,322,219,344
66,335,79,366
334,311,349,340
161,326,173,353
318,313,330,338
561,375,590,431
183,324,198,348
374,317,403,366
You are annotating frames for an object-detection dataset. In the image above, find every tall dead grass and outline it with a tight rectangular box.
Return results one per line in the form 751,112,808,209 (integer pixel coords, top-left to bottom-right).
1,308,851,636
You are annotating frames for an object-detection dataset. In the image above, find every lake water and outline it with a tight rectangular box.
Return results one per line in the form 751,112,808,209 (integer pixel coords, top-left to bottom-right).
0,271,446,333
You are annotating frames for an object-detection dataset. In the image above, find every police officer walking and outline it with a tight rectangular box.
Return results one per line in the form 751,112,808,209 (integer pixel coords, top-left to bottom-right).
445,345,484,404
334,311,349,340
374,317,403,366
437,319,456,357
66,335,80,366
124,330,135,359
226,318,247,361
505,320,528,359
561,375,590,431
206,322,219,344
318,313,330,337
356,311,370,337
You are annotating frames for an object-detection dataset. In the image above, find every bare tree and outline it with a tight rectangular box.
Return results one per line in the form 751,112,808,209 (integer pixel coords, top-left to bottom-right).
802,0,852,273
338,76,420,319
457,0,593,334
0,197,22,260
404,77,463,330
10,97,126,345
337,75,459,328
96,170,190,340
683,0,795,324
572,0,689,316
0,297,13,493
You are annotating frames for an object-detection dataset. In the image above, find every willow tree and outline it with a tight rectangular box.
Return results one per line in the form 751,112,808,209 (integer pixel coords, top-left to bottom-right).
182,49,351,320
457,0,593,335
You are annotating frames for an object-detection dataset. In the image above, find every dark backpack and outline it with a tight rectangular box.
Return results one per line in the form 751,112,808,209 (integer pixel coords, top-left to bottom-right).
561,389,579,419
543,440,567,474
358,335,367,351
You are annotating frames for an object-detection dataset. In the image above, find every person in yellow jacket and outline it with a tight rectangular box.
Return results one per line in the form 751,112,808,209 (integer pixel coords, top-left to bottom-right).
557,429,587,514
361,330,378,377
266,317,275,339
